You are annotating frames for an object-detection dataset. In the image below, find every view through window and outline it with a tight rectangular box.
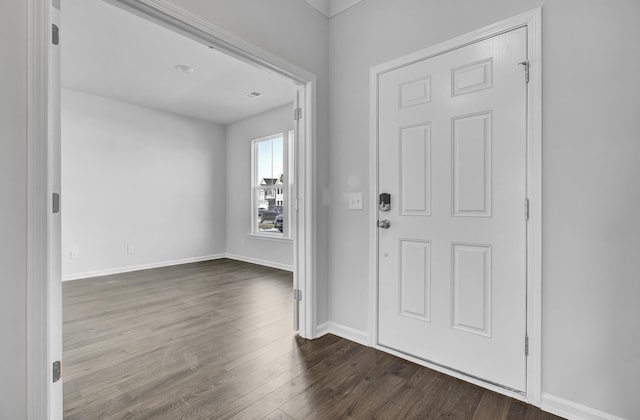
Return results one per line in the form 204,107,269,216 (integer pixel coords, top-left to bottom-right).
253,133,286,236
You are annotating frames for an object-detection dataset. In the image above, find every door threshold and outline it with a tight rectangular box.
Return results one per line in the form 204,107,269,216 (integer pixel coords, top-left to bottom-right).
374,343,530,404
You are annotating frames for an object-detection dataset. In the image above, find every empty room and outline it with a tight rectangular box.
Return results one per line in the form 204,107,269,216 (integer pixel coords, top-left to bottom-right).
1,1,639,420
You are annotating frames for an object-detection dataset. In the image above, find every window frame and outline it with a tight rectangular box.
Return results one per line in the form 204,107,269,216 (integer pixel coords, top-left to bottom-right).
250,132,292,239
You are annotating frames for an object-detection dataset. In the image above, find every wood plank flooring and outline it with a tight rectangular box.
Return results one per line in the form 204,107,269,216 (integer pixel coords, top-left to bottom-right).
63,258,562,419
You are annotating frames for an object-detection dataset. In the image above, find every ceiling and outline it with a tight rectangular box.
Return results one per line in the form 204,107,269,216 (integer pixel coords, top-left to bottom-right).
61,0,296,125
304,0,363,18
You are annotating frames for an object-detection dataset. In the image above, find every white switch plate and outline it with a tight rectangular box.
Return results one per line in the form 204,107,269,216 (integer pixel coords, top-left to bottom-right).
348,192,363,210
127,244,136,254
70,249,79,260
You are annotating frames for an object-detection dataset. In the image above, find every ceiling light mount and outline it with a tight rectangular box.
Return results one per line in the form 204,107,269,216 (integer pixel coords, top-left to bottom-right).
246,91,262,99
175,64,195,74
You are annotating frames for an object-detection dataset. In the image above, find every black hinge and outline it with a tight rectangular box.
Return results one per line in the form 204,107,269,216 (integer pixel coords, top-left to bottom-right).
518,60,529,83
524,198,529,221
53,361,61,383
53,192,61,214
52,24,59,45
525,336,529,357
294,107,302,121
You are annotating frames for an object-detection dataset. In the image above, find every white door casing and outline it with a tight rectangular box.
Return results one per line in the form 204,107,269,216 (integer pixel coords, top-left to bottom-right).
370,9,542,402
49,2,63,418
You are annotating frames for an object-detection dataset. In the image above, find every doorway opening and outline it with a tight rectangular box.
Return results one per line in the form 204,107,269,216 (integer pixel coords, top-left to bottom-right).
27,0,317,418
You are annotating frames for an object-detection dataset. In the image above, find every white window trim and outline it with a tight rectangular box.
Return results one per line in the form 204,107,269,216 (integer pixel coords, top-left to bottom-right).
251,132,290,238
248,233,293,243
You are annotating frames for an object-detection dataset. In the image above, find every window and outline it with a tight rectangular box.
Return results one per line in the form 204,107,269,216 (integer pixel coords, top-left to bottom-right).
251,132,294,237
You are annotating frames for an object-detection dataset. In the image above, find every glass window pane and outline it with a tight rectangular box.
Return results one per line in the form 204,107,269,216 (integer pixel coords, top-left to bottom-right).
272,136,283,181
254,135,285,235
257,140,273,183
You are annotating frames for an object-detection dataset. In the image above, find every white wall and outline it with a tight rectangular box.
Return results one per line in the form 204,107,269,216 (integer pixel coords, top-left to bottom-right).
0,1,27,418
328,0,640,419
61,89,226,278
225,104,294,270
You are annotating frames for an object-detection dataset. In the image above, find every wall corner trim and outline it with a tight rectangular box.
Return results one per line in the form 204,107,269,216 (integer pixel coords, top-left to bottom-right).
541,393,628,420
316,321,370,346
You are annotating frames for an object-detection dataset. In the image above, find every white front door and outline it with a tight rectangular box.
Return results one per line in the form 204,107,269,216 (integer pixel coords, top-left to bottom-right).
377,27,528,391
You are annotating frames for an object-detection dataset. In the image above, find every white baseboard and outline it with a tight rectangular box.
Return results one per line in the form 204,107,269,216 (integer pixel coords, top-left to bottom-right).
224,253,294,272
541,393,628,420
315,321,370,346
62,254,226,281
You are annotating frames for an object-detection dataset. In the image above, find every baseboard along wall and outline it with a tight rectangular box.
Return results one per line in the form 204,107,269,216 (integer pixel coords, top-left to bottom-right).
62,253,293,281
541,393,629,420
62,254,226,281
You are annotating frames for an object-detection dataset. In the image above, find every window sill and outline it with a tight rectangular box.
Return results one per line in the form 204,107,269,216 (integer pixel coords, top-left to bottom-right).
248,233,293,243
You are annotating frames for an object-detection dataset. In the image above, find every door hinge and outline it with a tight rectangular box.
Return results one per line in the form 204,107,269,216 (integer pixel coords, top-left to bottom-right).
293,289,302,302
52,24,59,45
518,60,529,83
525,336,529,357
52,192,61,214
524,198,530,221
294,107,302,121
53,361,61,383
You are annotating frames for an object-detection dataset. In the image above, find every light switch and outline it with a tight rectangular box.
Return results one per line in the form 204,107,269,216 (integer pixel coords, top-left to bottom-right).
348,193,363,210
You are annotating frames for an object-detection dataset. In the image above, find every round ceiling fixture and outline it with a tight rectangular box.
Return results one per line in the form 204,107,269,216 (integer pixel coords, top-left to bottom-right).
175,64,195,74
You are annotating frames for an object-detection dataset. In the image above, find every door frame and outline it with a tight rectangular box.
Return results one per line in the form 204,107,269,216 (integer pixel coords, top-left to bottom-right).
368,8,542,405
26,0,318,418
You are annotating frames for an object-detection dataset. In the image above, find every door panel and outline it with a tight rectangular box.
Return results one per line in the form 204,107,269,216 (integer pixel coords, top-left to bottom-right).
377,27,527,391
452,112,492,217
451,243,492,337
399,124,431,216
399,239,431,321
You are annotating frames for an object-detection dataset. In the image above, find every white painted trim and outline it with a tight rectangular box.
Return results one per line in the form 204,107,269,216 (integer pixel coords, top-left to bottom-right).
368,7,542,405
247,234,293,243
26,1,51,418
299,79,318,339
316,322,370,346
61,254,226,281
225,254,294,273
368,47,380,349
541,394,627,420
524,8,544,406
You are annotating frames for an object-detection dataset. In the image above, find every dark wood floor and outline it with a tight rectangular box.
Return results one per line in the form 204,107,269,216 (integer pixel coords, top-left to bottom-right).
63,258,562,419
